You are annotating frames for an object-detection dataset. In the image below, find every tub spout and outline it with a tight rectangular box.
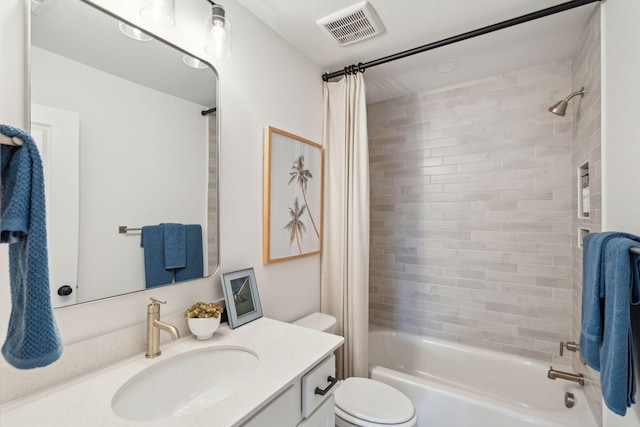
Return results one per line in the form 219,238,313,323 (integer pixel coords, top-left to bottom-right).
547,367,584,386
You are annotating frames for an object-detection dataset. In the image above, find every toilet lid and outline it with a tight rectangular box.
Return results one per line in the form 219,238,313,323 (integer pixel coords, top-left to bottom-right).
334,378,415,424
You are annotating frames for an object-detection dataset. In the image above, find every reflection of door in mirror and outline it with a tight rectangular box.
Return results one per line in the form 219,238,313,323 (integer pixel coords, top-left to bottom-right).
31,104,80,309
30,0,219,307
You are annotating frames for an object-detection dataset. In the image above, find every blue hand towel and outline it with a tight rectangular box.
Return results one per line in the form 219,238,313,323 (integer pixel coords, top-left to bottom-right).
161,223,186,269
140,225,173,288
599,237,640,415
175,224,203,282
0,124,63,369
580,231,639,370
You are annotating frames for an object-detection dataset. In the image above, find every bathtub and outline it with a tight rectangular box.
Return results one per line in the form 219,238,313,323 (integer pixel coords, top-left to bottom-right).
368,327,597,427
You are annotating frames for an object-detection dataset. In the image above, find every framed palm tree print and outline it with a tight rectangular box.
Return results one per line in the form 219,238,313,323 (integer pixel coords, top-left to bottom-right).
263,126,323,264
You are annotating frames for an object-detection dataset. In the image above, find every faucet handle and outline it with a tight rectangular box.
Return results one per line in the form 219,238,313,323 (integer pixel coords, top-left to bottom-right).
149,297,167,305
559,340,580,356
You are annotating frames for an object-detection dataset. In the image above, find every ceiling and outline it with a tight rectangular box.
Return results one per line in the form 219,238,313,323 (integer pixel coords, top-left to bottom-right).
237,0,599,104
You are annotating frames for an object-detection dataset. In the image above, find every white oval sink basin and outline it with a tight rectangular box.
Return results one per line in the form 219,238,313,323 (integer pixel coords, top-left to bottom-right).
112,346,259,421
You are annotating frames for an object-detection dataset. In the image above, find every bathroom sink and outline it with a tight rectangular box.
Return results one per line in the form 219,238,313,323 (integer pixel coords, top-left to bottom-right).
111,346,259,421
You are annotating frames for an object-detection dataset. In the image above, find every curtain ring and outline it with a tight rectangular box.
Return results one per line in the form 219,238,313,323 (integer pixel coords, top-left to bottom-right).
344,66,350,75
358,63,365,73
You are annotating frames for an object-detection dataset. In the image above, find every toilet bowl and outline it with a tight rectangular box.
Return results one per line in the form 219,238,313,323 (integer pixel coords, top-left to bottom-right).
293,313,417,427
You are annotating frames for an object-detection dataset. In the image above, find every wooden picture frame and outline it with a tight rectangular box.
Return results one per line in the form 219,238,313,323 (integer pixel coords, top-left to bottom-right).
221,267,263,329
263,126,323,264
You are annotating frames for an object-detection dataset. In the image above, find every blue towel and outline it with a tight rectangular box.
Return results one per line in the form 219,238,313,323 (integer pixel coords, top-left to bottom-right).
0,124,63,369
599,237,640,415
175,224,203,282
580,231,639,369
162,223,186,269
140,225,173,288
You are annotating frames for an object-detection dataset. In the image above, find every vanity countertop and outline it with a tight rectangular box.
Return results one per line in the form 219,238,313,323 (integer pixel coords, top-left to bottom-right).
0,317,343,427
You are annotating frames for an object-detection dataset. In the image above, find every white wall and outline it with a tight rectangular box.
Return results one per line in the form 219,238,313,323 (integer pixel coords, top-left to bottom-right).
32,46,207,303
601,0,640,425
0,0,323,347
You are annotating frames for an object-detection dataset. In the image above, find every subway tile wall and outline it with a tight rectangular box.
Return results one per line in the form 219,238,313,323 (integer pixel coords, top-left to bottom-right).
570,8,602,425
368,60,576,366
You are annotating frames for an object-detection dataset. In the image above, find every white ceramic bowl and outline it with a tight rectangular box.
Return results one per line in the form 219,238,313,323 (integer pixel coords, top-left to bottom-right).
187,316,221,340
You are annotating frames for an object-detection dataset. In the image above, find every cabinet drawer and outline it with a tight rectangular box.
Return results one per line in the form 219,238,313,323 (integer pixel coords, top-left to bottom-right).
301,355,336,418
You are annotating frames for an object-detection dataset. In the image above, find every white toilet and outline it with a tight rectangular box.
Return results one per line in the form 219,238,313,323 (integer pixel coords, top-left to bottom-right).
293,313,418,427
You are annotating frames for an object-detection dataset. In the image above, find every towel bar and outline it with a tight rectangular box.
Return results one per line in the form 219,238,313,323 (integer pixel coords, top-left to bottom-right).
631,247,640,255
0,134,24,146
119,226,142,234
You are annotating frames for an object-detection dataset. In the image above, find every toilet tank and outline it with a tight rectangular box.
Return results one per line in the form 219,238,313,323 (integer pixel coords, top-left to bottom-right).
293,312,337,334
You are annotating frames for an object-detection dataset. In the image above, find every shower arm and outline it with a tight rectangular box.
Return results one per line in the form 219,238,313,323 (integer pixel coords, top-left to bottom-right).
563,87,585,102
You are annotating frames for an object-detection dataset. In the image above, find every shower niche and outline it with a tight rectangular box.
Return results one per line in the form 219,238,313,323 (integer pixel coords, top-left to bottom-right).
577,161,590,218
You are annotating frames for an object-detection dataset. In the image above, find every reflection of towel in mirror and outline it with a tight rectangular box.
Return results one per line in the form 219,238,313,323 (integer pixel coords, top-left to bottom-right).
0,124,63,369
175,224,203,282
162,223,186,269
141,225,173,288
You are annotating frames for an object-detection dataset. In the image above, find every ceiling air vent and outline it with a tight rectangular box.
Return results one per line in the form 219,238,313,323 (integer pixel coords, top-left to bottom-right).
317,1,385,47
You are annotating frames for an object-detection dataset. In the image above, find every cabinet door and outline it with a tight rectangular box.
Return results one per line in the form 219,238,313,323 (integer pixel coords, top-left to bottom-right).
243,382,302,427
297,395,335,427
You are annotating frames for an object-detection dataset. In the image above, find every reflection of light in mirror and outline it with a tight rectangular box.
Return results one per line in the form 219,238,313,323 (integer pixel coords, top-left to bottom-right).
183,55,208,69
118,21,153,41
140,0,175,29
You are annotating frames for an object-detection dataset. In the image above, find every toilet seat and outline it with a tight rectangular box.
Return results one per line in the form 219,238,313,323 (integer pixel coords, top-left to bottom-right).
334,377,417,426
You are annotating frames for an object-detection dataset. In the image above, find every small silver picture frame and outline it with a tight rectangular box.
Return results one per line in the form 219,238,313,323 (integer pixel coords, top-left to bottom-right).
221,267,263,328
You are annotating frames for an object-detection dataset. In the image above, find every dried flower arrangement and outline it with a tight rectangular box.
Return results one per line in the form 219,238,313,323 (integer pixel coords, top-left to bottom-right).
185,302,224,319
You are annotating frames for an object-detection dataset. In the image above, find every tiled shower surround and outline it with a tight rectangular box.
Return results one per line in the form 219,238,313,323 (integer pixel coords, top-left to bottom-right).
368,60,577,366
570,9,602,425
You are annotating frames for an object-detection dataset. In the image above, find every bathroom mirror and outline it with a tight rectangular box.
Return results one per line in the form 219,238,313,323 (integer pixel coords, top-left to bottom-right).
29,0,219,308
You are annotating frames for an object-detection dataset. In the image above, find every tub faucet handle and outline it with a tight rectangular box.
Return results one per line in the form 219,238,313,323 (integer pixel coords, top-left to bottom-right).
559,341,580,356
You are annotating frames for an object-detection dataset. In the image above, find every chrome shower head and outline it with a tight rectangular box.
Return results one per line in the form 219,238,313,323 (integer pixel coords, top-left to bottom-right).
548,87,585,116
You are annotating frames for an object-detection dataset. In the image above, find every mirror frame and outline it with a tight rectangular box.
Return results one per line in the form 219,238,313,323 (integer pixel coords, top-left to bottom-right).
25,0,221,308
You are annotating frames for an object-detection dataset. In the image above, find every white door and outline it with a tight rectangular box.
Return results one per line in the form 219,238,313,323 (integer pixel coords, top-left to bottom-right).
31,104,80,308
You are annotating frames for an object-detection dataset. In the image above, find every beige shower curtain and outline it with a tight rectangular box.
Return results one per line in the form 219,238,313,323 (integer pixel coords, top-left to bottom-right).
321,73,369,379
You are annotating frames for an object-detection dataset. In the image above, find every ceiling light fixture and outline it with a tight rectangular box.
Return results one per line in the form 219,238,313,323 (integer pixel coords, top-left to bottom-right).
204,2,231,59
118,21,154,41
140,0,175,29
433,59,460,74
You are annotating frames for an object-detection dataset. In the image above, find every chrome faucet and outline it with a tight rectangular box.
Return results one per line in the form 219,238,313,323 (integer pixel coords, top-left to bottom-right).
547,367,584,385
146,297,180,358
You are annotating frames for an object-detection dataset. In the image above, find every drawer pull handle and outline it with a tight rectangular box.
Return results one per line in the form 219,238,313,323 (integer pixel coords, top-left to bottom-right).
314,376,337,396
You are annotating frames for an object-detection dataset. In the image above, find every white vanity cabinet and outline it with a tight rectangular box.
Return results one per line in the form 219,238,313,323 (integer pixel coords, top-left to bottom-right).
243,355,336,427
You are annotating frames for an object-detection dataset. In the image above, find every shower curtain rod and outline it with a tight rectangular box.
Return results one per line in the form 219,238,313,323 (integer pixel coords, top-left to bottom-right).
321,0,601,82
